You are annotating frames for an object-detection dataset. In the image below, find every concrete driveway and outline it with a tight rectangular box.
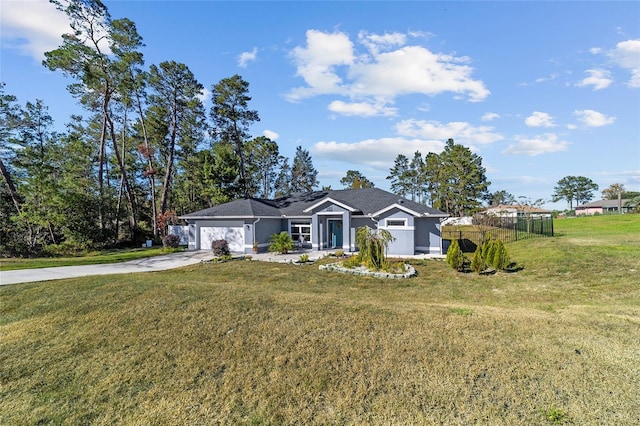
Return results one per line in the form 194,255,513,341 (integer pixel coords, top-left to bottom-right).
0,250,212,286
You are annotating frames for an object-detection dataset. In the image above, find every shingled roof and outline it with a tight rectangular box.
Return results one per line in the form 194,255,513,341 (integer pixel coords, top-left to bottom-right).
180,188,447,219
576,199,630,209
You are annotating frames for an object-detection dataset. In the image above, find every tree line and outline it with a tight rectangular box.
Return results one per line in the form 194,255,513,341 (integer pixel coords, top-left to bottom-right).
0,0,320,256
4,1,634,257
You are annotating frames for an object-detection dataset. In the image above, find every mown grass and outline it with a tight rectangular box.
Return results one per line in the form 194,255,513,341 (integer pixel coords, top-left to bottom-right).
0,246,180,271
1,215,639,425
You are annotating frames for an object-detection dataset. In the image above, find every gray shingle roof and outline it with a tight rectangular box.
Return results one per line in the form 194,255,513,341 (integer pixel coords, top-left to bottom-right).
180,188,448,219
181,198,281,218
576,199,630,208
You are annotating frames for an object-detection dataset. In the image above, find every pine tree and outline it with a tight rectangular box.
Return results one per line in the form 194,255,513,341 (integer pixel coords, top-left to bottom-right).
290,146,318,192
446,239,466,271
340,170,374,189
386,154,411,198
209,74,259,198
471,244,486,272
490,240,510,271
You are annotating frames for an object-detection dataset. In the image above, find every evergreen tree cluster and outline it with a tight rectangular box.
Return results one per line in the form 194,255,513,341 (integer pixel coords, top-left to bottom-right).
386,139,490,217
0,1,320,256
446,237,512,273
470,238,510,272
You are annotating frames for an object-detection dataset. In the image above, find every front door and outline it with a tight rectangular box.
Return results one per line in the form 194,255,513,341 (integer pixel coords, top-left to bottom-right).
328,219,343,249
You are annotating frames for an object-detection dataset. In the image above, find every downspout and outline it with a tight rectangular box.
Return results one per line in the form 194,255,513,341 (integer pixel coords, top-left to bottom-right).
252,217,261,250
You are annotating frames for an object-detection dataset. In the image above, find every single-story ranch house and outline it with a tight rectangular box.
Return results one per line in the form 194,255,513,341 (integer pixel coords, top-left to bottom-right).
178,188,449,256
575,199,632,215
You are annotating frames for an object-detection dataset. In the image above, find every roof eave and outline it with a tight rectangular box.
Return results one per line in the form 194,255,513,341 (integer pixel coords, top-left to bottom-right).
179,215,281,220
302,197,357,213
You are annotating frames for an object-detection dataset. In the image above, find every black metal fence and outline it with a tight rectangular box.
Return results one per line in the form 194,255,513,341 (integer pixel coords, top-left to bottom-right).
442,216,554,252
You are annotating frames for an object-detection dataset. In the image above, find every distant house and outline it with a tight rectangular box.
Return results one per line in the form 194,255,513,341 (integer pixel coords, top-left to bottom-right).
178,188,449,256
480,204,552,219
575,199,632,216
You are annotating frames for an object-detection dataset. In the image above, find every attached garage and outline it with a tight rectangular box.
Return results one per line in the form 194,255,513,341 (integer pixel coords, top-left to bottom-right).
199,225,245,252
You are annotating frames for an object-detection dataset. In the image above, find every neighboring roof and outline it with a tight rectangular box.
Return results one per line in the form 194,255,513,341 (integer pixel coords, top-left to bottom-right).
483,204,552,214
576,199,630,209
180,188,448,219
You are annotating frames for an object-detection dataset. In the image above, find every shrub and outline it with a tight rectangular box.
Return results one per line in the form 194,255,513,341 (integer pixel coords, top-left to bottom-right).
390,261,406,274
163,234,181,248
269,232,294,254
299,254,309,263
446,239,466,271
480,237,491,261
470,244,486,272
342,254,362,269
486,239,498,266
490,239,510,271
43,238,92,256
211,239,230,257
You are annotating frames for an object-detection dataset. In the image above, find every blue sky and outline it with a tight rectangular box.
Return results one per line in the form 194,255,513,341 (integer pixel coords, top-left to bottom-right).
2,0,639,209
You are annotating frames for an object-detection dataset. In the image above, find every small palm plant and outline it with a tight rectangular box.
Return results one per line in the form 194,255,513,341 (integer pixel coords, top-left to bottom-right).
269,232,294,254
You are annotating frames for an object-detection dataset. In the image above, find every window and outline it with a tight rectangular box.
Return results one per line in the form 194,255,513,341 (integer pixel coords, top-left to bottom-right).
386,219,406,227
290,222,311,242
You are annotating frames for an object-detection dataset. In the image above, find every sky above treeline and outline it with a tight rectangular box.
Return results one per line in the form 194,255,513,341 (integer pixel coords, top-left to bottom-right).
2,0,639,209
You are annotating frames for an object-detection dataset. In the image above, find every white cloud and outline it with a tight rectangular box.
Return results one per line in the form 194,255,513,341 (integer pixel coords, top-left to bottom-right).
574,109,616,127
576,69,613,90
287,30,354,100
328,100,397,117
1,0,72,60
481,112,500,122
608,39,640,88
238,47,258,68
535,72,559,83
348,45,489,102
263,130,279,141
357,31,406,55
525,111,556,128
503,133,570,156
585,39,640,88
197,88,211,105
312,137,445,169
287,29,489,113
395,119,503,146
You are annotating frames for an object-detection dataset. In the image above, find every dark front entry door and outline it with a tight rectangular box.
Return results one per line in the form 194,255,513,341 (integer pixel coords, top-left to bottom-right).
328,219,343,248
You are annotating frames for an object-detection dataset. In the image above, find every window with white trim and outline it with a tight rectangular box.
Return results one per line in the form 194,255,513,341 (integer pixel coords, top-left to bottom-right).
290,222,311,242
386,219,407,227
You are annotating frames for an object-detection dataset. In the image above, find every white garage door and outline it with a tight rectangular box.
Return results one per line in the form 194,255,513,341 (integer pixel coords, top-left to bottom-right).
200,226,244,252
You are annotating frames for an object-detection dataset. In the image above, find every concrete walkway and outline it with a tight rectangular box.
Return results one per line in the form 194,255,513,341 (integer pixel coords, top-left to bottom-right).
0,250,212,286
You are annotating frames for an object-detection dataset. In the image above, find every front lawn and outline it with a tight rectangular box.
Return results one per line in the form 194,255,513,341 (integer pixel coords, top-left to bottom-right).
0,246,180,271
1,215,638,424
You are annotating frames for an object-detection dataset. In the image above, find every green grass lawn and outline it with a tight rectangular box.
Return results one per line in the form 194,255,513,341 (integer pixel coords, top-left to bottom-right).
0,246,180,271
1,215,639,424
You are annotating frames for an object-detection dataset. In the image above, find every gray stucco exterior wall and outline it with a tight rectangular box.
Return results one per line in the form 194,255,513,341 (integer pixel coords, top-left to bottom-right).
378,209,415,256
415,218,443,254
